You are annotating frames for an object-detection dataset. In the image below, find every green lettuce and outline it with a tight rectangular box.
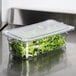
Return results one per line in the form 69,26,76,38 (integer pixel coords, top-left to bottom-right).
9,34,65,58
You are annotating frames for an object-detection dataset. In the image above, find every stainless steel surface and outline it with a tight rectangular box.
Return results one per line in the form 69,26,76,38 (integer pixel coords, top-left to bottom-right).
8,8,48,25
8,8,76,28
0,30,76,76
1,8,76,31
0,0,1,24
0,0,2,28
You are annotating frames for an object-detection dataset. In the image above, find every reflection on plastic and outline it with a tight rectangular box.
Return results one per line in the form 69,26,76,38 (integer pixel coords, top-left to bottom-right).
7,48,67,76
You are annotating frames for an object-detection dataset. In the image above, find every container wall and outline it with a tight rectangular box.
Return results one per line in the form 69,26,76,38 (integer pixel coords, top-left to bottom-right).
8,34,66,59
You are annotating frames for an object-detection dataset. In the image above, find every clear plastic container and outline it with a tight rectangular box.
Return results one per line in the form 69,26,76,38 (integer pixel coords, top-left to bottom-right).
2,19,74,59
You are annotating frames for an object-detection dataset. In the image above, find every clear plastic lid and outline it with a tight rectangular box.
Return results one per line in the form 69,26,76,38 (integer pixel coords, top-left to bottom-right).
2,19,74,42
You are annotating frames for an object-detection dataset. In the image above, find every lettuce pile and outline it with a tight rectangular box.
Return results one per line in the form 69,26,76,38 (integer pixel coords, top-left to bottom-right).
9,34,65,58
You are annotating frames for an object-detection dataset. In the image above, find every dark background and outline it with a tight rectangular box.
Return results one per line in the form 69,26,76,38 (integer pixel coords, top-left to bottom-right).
9,8,76,28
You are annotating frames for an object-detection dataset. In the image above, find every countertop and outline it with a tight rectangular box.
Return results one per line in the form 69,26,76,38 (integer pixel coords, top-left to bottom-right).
0,30,76,76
